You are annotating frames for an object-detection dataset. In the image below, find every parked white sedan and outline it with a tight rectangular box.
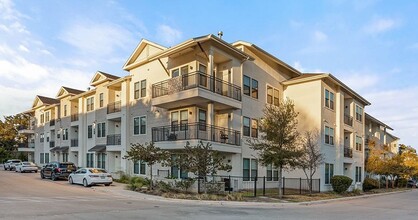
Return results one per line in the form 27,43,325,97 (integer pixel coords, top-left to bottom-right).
15,162,38,173
68,168,113,187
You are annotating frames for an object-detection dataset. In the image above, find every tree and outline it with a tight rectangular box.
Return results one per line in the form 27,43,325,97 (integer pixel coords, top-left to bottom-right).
248,99,303,199
123,142,169,189
297,129,324,194
170,141,232,194
0,114,30,162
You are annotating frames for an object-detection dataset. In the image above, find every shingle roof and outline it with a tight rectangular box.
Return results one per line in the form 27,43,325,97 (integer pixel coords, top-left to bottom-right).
37,96,59,105
62,87,84,95
97,71,120,80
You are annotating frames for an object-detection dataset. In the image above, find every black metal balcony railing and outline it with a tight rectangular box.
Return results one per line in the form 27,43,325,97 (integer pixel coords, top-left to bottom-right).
344,146,353,158
17,143,28,148
107,101,121,114
344,114,353,126
71,114,79,122
107,134,121,145
49,119,55,127
71,139,79,147
152,71,242,101
152,122,241,146
49,141,55,148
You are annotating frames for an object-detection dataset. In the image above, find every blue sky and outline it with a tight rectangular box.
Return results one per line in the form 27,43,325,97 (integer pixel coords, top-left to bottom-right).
0,0,417,148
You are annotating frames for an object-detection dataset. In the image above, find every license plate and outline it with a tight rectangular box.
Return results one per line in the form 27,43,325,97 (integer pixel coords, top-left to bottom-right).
101,176,105,179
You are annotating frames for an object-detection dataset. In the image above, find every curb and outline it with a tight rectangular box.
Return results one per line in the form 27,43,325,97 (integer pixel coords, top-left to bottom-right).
96,183,413,208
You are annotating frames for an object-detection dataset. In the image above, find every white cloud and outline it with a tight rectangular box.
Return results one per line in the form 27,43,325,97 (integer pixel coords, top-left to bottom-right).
18,44,29,52
156,24,182,45
364,18,397,34
339,72,380,92
313,30,328,42
293,61,305,72
59,21,136,56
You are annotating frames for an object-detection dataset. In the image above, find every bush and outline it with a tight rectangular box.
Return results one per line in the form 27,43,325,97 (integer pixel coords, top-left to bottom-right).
363,177,379,191
396,178,407,188
331,175,353,194
115,173,131,184
351,188,362,195
128,176,150,191
156,180,174,193
175,178,196,192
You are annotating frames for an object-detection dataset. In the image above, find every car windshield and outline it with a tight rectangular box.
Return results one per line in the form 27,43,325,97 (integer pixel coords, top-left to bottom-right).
60,164,75,169
11,160,21,163
89,168,107,173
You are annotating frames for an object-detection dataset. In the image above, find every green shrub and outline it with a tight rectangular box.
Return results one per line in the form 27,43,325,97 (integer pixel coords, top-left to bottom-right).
156,180,174,192
331,175,353,194
175,178,196,192
115,173,131,184
351,188,362,195
363,177,379,191
128,176,150,191
396,178,407,188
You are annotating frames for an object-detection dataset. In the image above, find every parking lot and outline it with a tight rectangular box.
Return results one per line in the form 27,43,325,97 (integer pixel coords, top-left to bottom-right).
1,164,418,220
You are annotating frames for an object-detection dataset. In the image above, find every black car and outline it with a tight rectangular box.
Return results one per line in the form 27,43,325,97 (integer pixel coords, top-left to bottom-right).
40,162,77,181
407,180,417,188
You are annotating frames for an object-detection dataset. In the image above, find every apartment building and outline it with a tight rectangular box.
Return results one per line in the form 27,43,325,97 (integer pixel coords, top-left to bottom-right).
18,34,394,191
365,113,399,156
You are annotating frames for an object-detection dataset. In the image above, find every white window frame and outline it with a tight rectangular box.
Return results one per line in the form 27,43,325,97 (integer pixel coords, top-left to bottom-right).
325,89,335,110
133,116,147,135
325,163,334,185
355,105,363,122
324,126,334,145
97,122,106,138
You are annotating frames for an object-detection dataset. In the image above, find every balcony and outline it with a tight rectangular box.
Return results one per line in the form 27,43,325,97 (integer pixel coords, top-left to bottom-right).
71,139,78,147
344,146,353,158
344,114,353,126
107,134,121,145
107,101,121,114
17,143,35,152
71,114,79,122
152,123,241,153
49,141,55,148
151,72,242,110
49,119,55,127
17,125,34,135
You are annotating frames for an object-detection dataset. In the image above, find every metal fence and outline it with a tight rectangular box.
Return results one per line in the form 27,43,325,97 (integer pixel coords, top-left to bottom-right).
195,175,320,197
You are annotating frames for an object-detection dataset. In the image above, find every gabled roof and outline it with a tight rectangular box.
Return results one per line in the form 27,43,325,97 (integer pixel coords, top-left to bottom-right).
283,73,371,106
123,39,167,70
123,34,253,71
56,86,85,99
386,132,399,141
32,95,59,108
365,113,394,130
232,41,301,77
90,71,120,86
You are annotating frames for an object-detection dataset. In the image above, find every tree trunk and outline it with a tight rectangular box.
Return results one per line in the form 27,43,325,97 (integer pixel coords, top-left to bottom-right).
309,170,313,195
150,165,153,189
278,165,283,199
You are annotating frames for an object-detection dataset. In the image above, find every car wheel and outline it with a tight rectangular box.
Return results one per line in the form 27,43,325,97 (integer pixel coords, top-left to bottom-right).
51,173,57,181
41,172,45,179
69,177,74,184
83,179,89,187
35,170,38,173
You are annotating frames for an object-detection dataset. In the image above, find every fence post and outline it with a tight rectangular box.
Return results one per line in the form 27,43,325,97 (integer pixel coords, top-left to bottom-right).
198,177,201,194
263,176,266,196
228,175,231,194
300,178,302,195
282,177,285,196
254,175,257,197
318,178,321,193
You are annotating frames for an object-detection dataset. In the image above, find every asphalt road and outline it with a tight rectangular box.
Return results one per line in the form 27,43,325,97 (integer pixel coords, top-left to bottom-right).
1,165,417,220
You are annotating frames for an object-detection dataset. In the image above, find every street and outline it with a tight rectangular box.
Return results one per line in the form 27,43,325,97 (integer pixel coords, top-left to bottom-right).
0,166,417,220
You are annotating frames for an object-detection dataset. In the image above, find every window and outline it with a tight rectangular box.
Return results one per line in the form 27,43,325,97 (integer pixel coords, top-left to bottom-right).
62,129,68,140
40,153,44,164
86,97,94,111
86,153,94,167
99,93,103,108
64,105,67,117
97,153,106,169
134,116,147,135
356,105,363,122
134,161,146,175
243,158,258,181
97,122,106,138
251,79,258,99
171,69,180,78
140,80,146,98
40,114,44,124
267,86,273,104
198,64,207,87
45,112,50,122
356,136,363,151
267,86,280,106
325,126,334,145
325,163,334,184
251,119,258,138
243,75,250,96
243,117,250,137
134,82,140,99
62,153,68,162
44,153,49,164
325,89,334,110
40,133,44,143
88,125,93,138
171,110,188,131
170,155,188,179
199,109,206,131
267,164,279,181
355,166,362,182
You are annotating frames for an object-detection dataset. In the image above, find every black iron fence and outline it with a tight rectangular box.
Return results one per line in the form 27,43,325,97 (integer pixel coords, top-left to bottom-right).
344,114,353,126
49,119,55,127
344,146,353,158
71,114,79,122
195,175,320,197
151,123,241,146
107,134,121,145
107,101,121,114
152,71,242,101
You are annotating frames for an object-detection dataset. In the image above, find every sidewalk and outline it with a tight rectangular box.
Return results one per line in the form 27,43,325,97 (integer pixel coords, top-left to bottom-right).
93,182,413,208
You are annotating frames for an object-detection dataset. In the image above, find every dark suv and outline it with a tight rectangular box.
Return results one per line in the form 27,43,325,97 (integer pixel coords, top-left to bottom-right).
40,162,77,181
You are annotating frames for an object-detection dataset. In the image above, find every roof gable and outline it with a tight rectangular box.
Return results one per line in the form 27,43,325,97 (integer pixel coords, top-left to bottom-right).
56,86,85,99
123,39,167,70
90,71,120,87
32,95,59,108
